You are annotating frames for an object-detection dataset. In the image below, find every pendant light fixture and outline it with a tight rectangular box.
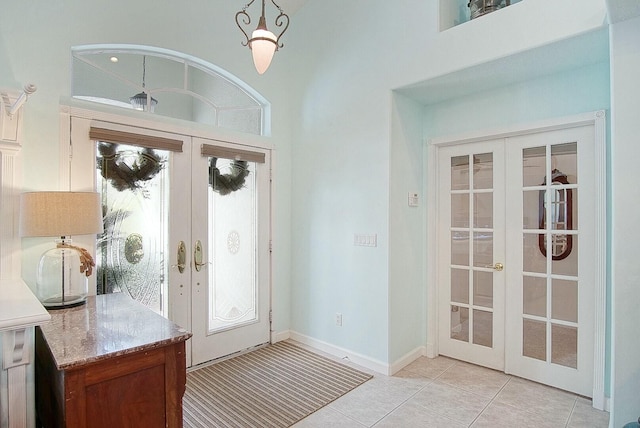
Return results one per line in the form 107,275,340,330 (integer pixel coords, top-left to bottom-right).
235,0,290,74
129,55,157,112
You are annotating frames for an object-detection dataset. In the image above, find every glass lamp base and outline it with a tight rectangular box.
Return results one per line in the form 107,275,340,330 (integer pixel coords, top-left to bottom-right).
36,239,88,309
40,295,87,309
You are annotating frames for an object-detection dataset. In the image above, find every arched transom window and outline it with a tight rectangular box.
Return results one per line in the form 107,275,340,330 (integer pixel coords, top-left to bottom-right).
71,45,269,136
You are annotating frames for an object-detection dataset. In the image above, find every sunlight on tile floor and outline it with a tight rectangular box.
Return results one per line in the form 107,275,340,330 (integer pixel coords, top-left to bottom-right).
292,351,610,428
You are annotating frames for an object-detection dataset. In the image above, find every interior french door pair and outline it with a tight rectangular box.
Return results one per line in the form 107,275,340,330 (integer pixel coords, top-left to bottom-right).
69,118,271,367
437,124,596,396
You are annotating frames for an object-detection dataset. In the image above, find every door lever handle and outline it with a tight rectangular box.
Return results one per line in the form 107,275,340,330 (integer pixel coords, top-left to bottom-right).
172,241,187,273
485,262,504,271
194,240,205,272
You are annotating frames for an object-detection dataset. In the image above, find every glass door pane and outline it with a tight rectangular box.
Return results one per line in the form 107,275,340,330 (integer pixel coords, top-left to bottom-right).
449,153,495,349
439,140,504,371
207,157,258,332
521,142,578,369
96,141,169,315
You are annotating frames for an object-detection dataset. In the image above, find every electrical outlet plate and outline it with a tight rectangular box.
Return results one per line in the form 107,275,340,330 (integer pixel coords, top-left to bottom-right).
335,313,342,326
354,234,377,247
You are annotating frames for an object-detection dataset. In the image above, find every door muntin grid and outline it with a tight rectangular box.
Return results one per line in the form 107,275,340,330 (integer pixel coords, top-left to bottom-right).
450,153,495,348
521,142,579,369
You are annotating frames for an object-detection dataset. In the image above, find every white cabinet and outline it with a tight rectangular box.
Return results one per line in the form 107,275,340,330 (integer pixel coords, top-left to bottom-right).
0,279,50,428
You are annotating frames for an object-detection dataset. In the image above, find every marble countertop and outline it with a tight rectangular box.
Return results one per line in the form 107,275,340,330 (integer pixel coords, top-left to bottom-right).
38,293,191,370
0,279,50,331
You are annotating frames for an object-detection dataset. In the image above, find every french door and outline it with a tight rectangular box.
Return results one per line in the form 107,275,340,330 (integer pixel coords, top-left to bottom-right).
437,124,596,396
189,138,271,365
437,139,506,371
68,117,272,367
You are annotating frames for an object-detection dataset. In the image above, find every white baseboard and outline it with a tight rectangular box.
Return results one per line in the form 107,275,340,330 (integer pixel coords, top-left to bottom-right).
389,345,427,375
288,332,426,376
289,331,390,375
271,330,291,343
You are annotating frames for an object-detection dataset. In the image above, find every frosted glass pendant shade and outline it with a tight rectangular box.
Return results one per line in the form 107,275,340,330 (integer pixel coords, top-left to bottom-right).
250,29,277,74
36,239,88,308
129,92,158,112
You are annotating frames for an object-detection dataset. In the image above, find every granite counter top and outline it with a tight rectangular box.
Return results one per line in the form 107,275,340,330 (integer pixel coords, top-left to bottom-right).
38,293,191,370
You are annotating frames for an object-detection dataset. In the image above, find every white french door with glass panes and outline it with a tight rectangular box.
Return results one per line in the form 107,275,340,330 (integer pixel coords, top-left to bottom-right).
503,126,595,396
437,123,597,396
438,139,506,371
67,117,272,367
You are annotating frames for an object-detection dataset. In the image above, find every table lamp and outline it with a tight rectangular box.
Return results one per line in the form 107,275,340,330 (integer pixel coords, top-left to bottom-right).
19,191,104,308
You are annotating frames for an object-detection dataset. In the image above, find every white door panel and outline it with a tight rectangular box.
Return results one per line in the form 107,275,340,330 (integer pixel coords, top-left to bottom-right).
504,125,595,396
190,138,271,365
438,139,506,371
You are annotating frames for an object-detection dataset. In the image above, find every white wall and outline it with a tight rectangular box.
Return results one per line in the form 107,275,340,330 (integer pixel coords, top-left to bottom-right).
423,61,610,140
389,93,427,364
285,0,608,367
610,14,640,427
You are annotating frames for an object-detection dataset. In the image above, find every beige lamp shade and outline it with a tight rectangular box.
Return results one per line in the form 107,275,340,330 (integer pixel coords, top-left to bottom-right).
19,191,104,237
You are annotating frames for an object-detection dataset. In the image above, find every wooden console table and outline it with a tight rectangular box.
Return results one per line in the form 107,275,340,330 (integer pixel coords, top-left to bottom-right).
35,293,191,428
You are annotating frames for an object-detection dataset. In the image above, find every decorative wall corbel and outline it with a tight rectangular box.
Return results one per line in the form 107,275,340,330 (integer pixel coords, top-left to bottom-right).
0,84,35,145
1,84,37,117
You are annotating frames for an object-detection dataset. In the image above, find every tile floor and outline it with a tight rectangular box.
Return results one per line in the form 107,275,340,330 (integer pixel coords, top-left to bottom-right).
292,349,610,428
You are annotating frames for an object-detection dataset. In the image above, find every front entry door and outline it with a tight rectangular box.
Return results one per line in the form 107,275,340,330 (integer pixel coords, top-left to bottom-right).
437,124,596,396
189,138,271,365
69,117,272,368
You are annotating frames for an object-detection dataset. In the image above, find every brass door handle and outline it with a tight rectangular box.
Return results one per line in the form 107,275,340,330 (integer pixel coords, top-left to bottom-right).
171,241,187,273
194,240,205,272
485,262,504,271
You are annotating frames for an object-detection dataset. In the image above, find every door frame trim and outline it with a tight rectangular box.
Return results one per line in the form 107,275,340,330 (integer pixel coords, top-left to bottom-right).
426,110,606,410
59,103,275,368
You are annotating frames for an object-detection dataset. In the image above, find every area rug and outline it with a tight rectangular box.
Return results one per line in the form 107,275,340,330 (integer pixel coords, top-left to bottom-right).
183,341,372,427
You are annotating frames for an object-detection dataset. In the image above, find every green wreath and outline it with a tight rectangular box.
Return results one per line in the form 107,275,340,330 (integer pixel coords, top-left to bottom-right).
97,142,165,192
209,157,249,195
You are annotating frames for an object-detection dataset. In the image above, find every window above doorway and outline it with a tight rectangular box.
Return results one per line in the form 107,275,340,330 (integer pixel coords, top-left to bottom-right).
71,45,269,136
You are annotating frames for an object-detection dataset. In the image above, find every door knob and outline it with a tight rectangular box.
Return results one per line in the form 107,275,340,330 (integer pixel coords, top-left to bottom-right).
487,262,504,271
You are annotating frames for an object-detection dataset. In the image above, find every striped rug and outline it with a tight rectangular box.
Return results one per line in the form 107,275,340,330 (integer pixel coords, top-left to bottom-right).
183,341,372,427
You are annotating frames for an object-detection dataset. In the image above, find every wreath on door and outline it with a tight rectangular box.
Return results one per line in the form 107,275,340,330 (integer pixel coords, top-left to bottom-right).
209,157,249,195
97,142,165,192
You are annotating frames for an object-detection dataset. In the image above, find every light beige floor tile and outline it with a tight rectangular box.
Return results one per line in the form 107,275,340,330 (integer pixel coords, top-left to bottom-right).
401,355,457,379
435,361,511,397
293,406,367,427
328,376,426,426
373,399,467,428
472,401,567,428
567,397,610,428
493,377,576,425
408,380,491,426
